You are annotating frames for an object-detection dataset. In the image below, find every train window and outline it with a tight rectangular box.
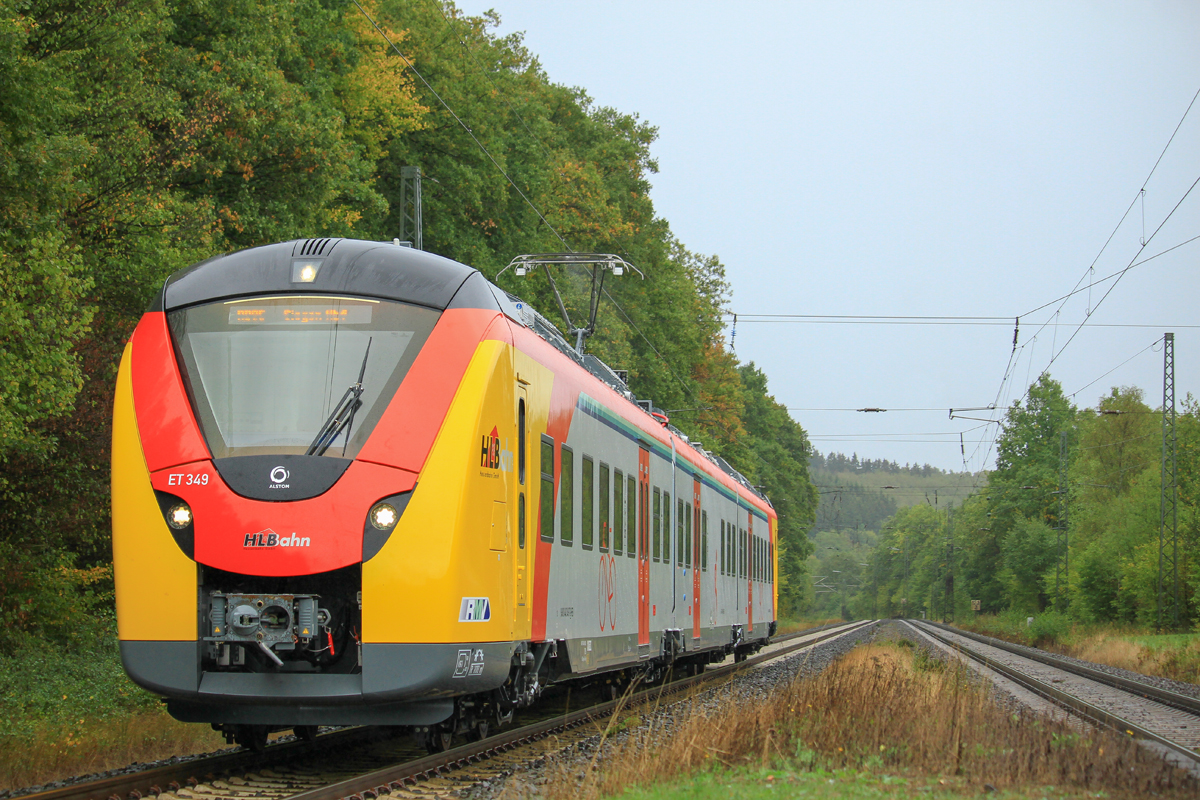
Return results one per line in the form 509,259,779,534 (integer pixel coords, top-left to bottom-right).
769,541,774,583
627,475,637,557
740,528,746,579
539,437,554,542
613,471,623,555
560,445,573,545
701,511,708,572
652,488,661,562
581,457,594,549
518,399,526,485
675,499,684,567
685,500,692,569
662,492,670,564
168,296,439,459
599,463,610,551
518,493,526,549
719,520,725,575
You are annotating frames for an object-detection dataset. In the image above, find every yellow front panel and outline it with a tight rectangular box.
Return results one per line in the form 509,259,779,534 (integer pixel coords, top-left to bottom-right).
112,343,199,641
363,340,516,643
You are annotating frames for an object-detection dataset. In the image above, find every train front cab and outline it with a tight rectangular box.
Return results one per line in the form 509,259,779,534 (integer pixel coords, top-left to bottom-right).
112,240,537,729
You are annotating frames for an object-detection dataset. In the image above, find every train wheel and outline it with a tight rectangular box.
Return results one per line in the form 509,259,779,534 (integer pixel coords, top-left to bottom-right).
295,725,318,742
421,727,454,754
234,724,269,752
467,720,489,742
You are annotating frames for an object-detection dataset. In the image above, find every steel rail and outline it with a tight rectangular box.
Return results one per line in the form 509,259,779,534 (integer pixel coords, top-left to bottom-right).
287,619,877,800
13,727,385,800
906,620,1200,768
920,619,1200,717
13,621,873,800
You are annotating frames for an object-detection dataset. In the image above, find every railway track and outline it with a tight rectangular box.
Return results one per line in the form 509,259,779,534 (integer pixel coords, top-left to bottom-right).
906,619,1200,773
15,620,874,800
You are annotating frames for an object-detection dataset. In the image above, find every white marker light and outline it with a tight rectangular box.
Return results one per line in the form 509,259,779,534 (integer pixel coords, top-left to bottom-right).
370,502,398,530
291,259,323,283
167,503,192,529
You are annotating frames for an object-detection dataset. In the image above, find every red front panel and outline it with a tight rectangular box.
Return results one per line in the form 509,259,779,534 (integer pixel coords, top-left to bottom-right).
151,460,416,576
130,313,210,472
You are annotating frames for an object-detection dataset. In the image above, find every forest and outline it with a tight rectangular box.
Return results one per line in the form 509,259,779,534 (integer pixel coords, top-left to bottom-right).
0,0,821,659
814,376,1200,630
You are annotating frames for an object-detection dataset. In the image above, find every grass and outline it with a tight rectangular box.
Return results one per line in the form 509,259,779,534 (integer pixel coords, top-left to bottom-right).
538,641,1194,800
959,612,1200,683
0,710,226,791
606,766,1098,799
0,631,225,791
776,618,844,635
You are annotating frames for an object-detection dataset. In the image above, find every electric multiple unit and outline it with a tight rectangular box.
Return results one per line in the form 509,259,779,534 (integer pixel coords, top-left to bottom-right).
112,238,778,748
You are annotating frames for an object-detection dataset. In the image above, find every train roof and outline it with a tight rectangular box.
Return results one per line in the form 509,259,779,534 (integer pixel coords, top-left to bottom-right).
156,237,771,509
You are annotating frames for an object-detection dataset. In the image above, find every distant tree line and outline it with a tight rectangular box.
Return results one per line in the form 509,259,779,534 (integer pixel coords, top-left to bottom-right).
810,451,959,478
851,376,1199,629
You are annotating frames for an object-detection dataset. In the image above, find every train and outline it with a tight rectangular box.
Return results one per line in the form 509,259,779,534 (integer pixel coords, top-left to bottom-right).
111,237,778,750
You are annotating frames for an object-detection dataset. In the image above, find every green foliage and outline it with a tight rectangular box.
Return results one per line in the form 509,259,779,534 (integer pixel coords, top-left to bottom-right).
0,1,822,639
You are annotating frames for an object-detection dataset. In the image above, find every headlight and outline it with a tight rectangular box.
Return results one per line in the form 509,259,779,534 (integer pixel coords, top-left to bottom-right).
369,502,398,530
167,502,193,530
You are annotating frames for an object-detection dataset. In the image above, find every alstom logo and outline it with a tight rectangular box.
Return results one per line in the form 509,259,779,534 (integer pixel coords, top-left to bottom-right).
243,528,310,548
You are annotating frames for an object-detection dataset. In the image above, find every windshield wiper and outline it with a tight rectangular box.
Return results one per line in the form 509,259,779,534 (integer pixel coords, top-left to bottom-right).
306,338,372,457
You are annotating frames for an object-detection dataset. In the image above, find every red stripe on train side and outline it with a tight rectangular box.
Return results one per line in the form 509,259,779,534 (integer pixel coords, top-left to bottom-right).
356,308,499,472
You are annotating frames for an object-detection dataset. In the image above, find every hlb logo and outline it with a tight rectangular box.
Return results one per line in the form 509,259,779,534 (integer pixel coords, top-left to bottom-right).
243,528,310,548
480,427,501,469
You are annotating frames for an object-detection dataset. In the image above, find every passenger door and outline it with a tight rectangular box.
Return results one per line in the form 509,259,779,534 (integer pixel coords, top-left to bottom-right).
514,384,530,633
692,478,701,639
637,446,650,651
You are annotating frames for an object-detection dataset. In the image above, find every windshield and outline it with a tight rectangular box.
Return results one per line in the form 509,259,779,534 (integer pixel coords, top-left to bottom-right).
168,295,440,459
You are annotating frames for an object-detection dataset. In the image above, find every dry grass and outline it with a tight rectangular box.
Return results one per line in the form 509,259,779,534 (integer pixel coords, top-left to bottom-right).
0,709,226,792
542,644,1195,800
1054,633,1200,684
776,617,843,635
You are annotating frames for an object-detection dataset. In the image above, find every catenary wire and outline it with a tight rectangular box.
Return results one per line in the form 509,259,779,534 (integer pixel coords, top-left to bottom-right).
1067,339,1162,400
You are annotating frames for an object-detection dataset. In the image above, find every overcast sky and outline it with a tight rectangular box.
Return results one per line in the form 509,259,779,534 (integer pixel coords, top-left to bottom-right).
452,1,1200,472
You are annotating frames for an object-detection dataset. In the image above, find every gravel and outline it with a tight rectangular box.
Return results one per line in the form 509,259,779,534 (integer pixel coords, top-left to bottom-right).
939,625,1200,701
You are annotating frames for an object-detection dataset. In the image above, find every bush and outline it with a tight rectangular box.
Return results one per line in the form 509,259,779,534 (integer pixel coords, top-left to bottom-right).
1028,611,1071,648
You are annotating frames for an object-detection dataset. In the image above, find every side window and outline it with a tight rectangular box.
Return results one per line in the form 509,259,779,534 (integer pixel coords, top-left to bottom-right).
560,445,573,545
627,475,637,557
720,520,726,575
701,510,708,572
539,436,555,542
581,456,594,549
675,498,684,567
518,398,526,485
769,541,774,583
613,470,623,555
652,488,661,562
599,463,610,551
663,492,671,564
740,527,746,578
518,493,526,549
685,499,692,569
